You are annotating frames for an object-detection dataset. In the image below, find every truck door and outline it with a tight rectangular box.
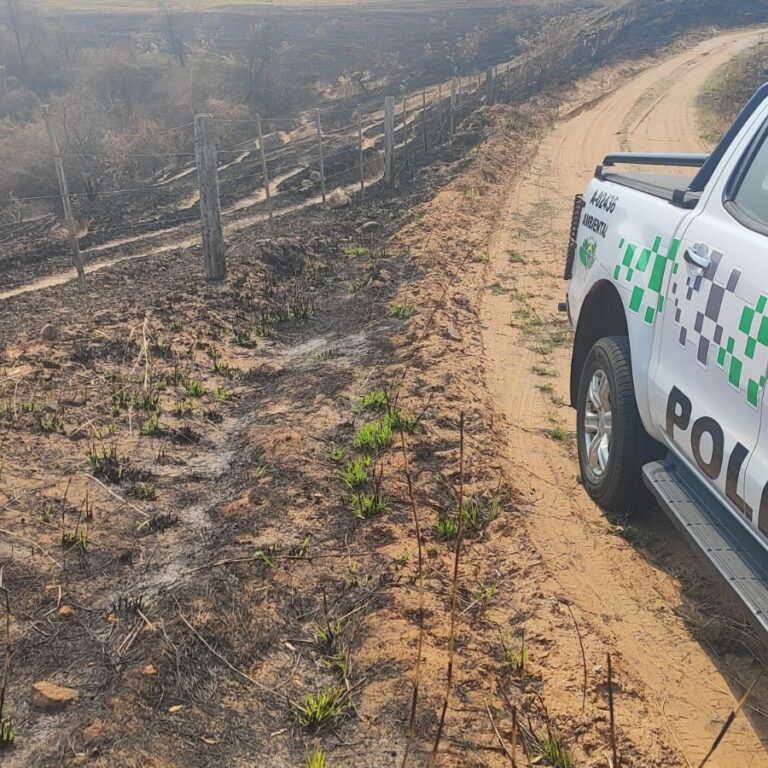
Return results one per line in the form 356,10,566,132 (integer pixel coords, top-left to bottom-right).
651,114,768,534
724,120,768,540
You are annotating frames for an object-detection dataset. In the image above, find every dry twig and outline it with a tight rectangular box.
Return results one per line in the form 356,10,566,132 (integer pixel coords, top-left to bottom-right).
0,568,11,733
400,430,426,768
607,653,619,768
429,411,465,766
698,669,765,768
564,600,587,713
176,607,273,695
485,701,515,766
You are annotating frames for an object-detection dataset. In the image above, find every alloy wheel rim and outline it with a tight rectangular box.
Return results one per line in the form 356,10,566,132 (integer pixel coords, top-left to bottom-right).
583,369,612,482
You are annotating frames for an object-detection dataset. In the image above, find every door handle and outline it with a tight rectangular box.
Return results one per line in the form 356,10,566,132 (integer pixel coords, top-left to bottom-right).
683,243,711,270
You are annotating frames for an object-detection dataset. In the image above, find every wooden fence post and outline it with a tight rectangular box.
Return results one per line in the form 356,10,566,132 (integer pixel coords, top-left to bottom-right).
42,105,86,290
450,78,457,139
485,68,494,105
384,96,395,187
193,113,226,281
402,95,409,167
315,109,327,211
357,106,365,197
421,90,428,156
437,83,443,144
255,114,272,224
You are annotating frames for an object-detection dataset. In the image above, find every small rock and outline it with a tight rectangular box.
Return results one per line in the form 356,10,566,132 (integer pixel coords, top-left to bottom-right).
31,681,79,711
300,179,314,191
444,324,462,342
57,605,75,619
309,170,322,182
361,221,379,234
328,188,351,209
452,294,471,309
142,664,158,676
40,323,58,342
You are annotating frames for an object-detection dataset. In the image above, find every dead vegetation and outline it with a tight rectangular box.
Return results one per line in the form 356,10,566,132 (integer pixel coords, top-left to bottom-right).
0,0,570,219
2,0,760,263
698,37,768,142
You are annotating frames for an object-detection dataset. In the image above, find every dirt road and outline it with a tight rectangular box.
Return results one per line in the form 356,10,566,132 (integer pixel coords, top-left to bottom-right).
483,30,768,767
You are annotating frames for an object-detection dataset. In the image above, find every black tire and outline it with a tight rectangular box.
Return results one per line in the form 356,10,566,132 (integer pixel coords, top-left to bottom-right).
575,336,662,511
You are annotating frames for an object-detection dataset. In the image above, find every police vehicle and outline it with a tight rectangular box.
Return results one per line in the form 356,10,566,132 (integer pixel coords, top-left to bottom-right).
565,83,768,640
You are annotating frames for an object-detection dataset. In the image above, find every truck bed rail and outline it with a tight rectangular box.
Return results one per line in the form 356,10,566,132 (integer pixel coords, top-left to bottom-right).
600,152,709,170
595,155,710,208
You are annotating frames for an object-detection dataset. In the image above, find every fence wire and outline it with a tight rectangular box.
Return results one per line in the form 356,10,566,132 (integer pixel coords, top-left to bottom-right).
3,65,519,271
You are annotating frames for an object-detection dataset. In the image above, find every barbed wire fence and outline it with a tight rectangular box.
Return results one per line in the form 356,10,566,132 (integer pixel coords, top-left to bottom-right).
3,66,502,287
1,10,632,289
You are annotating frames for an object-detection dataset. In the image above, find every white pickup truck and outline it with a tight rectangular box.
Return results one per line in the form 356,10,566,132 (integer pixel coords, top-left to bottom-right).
565,83,768,639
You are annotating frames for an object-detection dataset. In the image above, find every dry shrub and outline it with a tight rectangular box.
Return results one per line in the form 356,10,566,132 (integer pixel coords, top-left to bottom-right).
0,118,53,202
101,119,186,186
698,42,768,143
201,97,252,150
0,75,39,123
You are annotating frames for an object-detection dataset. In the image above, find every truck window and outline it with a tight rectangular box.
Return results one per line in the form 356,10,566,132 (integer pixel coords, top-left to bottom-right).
730,129,768,232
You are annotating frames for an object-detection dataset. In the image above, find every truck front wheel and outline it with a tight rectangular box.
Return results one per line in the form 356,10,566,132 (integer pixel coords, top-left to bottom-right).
575,336,659,511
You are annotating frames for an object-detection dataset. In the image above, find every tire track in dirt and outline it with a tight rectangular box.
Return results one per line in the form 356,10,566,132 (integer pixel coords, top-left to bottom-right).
483,30,768,767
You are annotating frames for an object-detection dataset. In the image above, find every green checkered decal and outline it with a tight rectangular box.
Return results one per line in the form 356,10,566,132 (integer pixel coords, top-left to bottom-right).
610,231,768,408
715,294,768,407
669,246,768,410
613,235,680,326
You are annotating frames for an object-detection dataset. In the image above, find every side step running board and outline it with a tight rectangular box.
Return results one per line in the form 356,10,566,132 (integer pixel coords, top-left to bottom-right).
643,458,768,643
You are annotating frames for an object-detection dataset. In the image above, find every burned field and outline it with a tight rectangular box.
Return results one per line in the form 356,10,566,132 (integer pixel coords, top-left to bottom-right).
0,0,603,293
1,83,739,767
0,104,544,767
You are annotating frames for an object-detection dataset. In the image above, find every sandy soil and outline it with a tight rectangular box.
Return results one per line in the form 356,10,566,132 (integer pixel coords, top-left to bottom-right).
483,28,768,768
